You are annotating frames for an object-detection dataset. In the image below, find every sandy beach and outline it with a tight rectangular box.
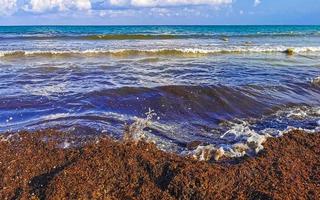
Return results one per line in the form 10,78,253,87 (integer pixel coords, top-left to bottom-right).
0,130,318,200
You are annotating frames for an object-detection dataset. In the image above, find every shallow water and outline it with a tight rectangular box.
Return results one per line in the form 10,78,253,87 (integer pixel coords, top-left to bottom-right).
0,26,319,154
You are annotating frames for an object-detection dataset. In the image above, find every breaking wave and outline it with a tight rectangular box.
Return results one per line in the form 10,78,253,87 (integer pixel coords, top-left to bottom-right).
124,105,320,161
1,46,320,58
1,82,319,159
83,34,181,40
1,31,320,41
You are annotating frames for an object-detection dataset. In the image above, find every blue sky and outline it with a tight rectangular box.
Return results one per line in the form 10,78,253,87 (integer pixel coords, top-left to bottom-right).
0,0,319,25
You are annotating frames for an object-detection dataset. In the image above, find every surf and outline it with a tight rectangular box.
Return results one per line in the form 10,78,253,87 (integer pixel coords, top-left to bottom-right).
1,46,320,58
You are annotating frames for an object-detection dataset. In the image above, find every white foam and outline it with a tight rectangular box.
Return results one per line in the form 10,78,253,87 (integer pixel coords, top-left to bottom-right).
42,113,70,120
221,121,269,155
23,82,67,97
220,121,256,140
280,126,319,135
123,105,319,162
1,46,320,58
189,108,319,162
276,106,320,119
311,76,320,85
193,145,225,161
123,108,157,142
185,121,270,161
246,133,267,154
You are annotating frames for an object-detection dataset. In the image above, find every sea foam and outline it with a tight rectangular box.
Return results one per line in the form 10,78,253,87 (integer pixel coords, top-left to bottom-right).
1,46,320,58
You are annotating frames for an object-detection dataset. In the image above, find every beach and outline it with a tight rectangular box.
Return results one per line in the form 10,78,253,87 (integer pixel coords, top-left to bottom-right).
0,129,319,199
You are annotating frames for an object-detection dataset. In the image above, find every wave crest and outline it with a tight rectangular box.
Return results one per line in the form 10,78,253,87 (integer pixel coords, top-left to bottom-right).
1,46,320,58
84,34,180,40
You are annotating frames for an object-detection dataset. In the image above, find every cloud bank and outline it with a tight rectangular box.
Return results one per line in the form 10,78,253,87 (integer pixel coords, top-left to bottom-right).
24,0,91,12
108,0,232,7
0,0,233,15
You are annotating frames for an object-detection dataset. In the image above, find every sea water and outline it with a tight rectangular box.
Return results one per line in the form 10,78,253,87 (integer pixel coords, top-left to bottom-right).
0,25,319,157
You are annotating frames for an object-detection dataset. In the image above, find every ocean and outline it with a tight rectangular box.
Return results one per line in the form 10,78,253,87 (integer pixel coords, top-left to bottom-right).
0,25,319,156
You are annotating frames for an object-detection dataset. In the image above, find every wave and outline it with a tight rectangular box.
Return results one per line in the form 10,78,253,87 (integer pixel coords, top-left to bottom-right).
1,46,320,58
1,83,319,155
0,34,184,40
1,32,319,41
5,83,319,132
84,83,320,122
83,32,320,40
0,34,193,41
233,32,320,38
83,34,181,40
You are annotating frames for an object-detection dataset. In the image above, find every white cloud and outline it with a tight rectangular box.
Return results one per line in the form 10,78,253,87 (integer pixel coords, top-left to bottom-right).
75,0,91,10
254,0,261,7
25,0,91,13
109,0,232,7
0,0,17,15
99,9,139,17
0,0,231,16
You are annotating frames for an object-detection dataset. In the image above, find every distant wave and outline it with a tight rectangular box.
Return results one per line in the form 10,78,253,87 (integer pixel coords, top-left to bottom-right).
0,34,185,40
83,34,181,40
0,32,319,41
1,47,320,58
82,32,319,40
234,32,320,38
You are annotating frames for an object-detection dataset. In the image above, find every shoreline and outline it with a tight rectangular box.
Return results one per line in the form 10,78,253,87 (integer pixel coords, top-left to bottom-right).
0,130,319,199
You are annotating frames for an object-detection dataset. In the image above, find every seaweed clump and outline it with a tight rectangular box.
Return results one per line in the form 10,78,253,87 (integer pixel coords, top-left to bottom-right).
0,130,319,199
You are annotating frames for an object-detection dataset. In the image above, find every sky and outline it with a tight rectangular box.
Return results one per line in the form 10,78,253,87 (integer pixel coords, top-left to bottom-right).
0,0,319,25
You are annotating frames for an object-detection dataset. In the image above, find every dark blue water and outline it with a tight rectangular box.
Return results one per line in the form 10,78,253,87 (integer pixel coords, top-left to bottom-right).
0,26,319,154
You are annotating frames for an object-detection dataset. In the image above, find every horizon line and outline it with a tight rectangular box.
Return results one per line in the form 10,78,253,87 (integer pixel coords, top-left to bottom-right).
0,24,319,27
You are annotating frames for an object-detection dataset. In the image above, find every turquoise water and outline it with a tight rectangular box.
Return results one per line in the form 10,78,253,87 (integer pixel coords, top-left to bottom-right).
0,25,320,36
1,25,320,57
0,26,319,154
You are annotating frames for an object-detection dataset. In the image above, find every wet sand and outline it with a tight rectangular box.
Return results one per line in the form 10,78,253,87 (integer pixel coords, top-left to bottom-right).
0,130,319,200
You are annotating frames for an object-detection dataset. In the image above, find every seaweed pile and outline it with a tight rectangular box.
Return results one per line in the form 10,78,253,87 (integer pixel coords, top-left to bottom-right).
0,129,319,199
